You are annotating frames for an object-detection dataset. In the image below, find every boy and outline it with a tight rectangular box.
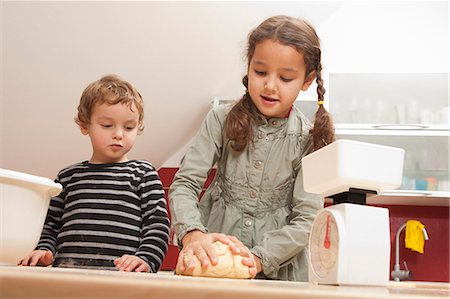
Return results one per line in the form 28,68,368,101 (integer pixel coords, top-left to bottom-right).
20,75,170,273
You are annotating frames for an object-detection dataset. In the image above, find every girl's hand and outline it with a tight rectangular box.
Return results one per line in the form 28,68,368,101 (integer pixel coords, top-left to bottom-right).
177,231,233,274
19,250,54,266
227,235,259,278
114,255,150,272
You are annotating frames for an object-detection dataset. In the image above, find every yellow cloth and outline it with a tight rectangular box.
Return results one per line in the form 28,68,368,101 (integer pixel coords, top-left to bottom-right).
405,220,426,254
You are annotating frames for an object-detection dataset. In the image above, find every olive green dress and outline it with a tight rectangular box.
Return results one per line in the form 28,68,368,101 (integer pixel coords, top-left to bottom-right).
168,104,323,281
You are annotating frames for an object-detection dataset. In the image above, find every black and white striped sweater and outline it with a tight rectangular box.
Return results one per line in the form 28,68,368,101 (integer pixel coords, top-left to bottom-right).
36,160,170,272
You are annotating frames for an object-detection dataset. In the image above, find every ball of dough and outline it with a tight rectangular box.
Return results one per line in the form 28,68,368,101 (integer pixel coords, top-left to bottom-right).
176,241,251,279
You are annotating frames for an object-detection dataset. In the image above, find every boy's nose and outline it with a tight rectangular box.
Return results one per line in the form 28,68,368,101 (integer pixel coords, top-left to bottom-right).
113,129,124,139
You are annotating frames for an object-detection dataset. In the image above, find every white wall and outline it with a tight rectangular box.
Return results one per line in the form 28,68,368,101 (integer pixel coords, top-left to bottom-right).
1,1,448,178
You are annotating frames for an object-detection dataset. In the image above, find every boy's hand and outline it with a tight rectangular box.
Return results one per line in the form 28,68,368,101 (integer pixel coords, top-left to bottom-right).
114,254,150,272
19,250,54,266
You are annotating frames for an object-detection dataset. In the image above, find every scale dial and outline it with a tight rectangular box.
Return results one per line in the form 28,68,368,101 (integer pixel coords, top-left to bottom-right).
310,210,340,278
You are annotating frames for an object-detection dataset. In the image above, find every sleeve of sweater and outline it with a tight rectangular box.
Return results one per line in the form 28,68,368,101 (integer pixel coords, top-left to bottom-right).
136,164,171,273
36,176,65,255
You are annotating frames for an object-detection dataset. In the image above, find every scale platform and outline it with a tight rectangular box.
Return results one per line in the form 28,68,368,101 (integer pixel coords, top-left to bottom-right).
302,139,405,201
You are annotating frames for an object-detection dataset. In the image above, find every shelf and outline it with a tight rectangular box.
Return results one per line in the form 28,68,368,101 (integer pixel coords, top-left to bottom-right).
380,190,450,197
325,190,450,207
335,124,450,137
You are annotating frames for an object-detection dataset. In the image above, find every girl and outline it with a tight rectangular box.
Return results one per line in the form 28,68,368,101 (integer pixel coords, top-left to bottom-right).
169,15,335,281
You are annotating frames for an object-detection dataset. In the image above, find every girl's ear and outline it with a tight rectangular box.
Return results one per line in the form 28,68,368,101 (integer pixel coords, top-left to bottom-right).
301,71,316,91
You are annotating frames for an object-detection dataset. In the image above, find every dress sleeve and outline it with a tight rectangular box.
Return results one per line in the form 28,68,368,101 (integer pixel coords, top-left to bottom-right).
168,106,225,244
136,166,170,273
250,136,324,279
36,176,64,255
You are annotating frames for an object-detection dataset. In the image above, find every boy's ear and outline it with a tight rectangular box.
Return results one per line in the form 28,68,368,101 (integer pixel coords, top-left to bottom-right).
79,124,89,135
301,71,316,91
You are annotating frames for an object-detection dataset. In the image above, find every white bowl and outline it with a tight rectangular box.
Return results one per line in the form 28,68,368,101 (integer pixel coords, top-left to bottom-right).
0,169,62,265
302,139,405,198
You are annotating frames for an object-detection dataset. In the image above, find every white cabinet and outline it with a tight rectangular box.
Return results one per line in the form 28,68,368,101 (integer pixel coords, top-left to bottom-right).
327,73,449,205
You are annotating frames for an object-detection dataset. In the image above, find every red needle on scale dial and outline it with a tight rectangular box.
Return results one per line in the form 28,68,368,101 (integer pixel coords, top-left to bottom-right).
323,215,331,249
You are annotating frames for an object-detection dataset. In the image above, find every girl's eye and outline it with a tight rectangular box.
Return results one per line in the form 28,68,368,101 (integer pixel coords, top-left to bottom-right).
281,77,294,82
102,124,112,128
254,70,266,76
125,126,135,131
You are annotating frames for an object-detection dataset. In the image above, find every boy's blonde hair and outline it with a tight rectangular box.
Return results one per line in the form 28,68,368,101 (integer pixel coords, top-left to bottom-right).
75,74,145,134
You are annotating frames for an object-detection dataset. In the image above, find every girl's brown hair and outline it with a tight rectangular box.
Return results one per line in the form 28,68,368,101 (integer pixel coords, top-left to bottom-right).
225,15,335,151
75,74,145,134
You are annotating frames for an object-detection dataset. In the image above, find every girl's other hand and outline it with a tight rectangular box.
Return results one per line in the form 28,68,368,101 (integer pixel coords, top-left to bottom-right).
177,231,233,274
228,235,259,278
18,250,54,267
114,254,150,272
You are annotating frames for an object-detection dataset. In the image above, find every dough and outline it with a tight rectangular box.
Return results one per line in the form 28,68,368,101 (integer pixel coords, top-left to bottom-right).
176,241,251,279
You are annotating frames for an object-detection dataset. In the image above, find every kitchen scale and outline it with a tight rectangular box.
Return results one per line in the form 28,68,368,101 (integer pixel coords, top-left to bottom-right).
302,139,405,286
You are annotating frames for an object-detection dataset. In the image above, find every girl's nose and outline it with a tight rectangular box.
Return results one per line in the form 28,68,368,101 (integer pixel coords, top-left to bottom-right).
264,77,277,93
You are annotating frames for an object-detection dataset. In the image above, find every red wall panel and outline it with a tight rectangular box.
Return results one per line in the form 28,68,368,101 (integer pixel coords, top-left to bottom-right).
387,205,449,282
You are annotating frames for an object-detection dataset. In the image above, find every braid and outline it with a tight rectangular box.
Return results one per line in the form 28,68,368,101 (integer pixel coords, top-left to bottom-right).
309,63,336,150
224,76,257,151
315,63,325,102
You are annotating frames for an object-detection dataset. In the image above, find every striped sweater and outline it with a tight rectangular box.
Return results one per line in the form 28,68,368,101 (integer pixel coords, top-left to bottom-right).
36,160,170,272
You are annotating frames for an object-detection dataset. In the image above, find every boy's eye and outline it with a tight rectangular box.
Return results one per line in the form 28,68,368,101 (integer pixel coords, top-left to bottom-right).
125,126,136,130
102,124,112,128
254,70,266,76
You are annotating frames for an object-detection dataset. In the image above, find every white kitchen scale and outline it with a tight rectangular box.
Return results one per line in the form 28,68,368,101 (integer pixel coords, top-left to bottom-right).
302,140,405,286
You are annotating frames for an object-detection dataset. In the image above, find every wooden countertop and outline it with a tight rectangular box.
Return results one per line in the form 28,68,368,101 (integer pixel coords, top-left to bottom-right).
1,266,449,299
